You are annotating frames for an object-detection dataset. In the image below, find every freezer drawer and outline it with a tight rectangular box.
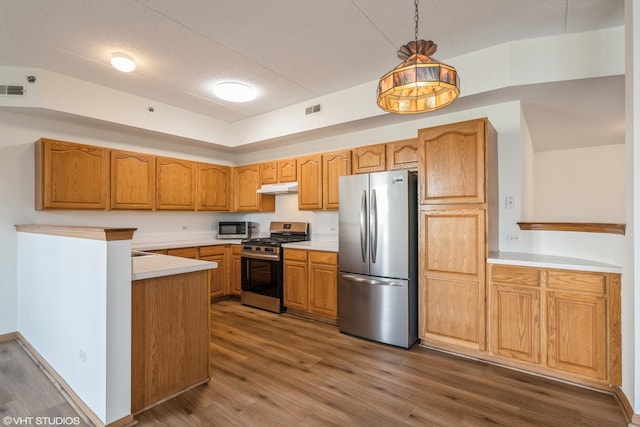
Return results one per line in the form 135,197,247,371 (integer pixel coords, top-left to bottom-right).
338,272,417,348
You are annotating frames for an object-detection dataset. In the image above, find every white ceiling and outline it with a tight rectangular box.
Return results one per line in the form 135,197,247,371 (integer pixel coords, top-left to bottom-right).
0,0,625,151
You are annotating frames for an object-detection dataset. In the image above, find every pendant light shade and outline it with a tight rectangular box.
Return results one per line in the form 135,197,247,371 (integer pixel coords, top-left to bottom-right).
376,1,460,114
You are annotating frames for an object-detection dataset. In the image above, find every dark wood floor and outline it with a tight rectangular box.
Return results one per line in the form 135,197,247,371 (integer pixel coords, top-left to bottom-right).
135,300,627,426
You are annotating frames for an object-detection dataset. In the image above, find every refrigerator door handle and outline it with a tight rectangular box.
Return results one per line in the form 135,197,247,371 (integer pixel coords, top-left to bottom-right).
370,189,378,263
360,190,367,262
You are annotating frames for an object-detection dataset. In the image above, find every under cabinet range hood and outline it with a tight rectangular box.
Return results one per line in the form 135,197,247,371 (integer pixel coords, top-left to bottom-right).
257,182,298,194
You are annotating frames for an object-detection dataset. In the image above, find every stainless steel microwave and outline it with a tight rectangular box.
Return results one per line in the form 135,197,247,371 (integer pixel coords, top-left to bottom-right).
218,221,256,239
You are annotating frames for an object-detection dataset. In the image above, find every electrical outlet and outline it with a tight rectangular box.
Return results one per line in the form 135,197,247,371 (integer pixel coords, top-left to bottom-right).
507,233,521,242
179,225,189,231
505,196,515,209
79,349,87,362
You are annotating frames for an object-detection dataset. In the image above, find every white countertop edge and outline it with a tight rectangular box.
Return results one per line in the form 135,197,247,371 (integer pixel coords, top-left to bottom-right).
132,255,218,281
132,238,243,251
487,251,622,274
282,241,338,252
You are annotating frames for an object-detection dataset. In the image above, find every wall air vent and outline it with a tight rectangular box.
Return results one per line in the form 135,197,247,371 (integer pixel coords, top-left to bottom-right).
305,103,322,115
0,85,25,96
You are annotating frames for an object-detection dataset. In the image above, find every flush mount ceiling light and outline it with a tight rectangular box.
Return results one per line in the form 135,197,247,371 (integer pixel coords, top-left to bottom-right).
377,0,460,114
110,52,136,73
214,82,256,102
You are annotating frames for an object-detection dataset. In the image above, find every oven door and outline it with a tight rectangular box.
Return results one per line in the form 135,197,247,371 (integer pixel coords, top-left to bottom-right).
241,255,282,298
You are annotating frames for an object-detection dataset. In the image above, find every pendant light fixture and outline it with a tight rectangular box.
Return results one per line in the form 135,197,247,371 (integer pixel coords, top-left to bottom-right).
377,0,460,114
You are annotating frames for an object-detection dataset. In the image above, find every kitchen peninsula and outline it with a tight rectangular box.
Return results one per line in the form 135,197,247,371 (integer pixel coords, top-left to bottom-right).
15,225,217,427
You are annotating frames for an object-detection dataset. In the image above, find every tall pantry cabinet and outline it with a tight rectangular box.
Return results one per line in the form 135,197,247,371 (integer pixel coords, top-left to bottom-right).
417,118,498,352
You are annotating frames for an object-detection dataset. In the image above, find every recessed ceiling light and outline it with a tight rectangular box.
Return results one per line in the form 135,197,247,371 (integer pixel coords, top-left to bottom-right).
111,52,136,73
214,82,256,102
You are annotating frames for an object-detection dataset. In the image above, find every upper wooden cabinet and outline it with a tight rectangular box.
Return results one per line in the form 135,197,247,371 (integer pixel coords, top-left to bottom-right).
386,138,418,171
260,161,278,185
297,155,323,210
35,138,110,210
111,150,155,210
197,163,230,211
352,143,386,174
156,157,197,210
232,164,275,212
322,150,351,210
418,118,496,205
277,158,297,183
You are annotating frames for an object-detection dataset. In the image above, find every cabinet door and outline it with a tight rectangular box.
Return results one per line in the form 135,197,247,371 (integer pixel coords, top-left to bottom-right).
111,150,155,210
156,157,196,210
277,158,297,183
418,118,486,204
547,291,606,380
231,245,242,296
200,255,226,298
491,284,540,363
386,138,418,171
309,251,338,319
419,208,486,350
284,259,308,311
197,163,230,211
260,161,278,185
36,139,109,210
322,150,351,210
233,164,276,212
297,155,322,210
352,144,386,174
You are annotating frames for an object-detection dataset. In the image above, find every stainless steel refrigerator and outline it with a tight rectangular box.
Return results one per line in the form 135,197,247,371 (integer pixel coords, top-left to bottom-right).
338,170,418,348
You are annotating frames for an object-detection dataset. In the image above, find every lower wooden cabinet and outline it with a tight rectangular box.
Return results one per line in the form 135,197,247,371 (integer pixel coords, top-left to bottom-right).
199,245,228,298
230,244,242,297
487,264,621,387
283,248,338,322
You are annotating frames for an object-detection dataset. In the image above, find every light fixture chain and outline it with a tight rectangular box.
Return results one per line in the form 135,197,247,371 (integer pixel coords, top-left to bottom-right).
414,0,419,44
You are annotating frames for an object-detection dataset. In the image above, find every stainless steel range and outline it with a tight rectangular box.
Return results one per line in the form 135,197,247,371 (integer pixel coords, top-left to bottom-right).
240,221,309,313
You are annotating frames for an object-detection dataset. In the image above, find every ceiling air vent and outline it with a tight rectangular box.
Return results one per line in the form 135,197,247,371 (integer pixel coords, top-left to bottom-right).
0,85,25,96
305,103,322,115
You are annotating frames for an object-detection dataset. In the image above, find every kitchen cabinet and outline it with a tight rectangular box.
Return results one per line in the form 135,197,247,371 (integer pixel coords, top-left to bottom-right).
110,150,155,210
230,244,242,297
283,248,338,323
487,264,621,387
260,161,278,185
166,246,198,259
352,143,386,174
131,270,209,413
35,138,110,210
283,249,309,311
156,156,197,210
418,118,495,205
308,251,338,319
322,150,351,210
386,138,418,171
197,163,230,211
277,158,297,183
419,207,487,351
199,245,228,298
232,164,275,212
297,155,323,210
417,118,498,354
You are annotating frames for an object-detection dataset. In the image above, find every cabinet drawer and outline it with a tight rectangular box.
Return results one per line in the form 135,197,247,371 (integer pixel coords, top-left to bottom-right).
547,271,606,295
166,247,198,259
309,251,338,265
199,245,226,257
285,249,308,261
490,265,540,287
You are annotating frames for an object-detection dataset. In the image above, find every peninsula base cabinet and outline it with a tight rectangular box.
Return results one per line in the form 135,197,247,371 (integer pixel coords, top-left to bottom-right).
487,264,621,388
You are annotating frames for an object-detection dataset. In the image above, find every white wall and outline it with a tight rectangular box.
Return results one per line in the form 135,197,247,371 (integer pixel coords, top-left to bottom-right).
532,144,626,222
17,233,131,424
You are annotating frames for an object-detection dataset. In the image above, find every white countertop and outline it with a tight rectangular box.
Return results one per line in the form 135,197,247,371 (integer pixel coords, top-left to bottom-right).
488,251,622,274
132,233,242,251
132,253,217,280
282,240,338,252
